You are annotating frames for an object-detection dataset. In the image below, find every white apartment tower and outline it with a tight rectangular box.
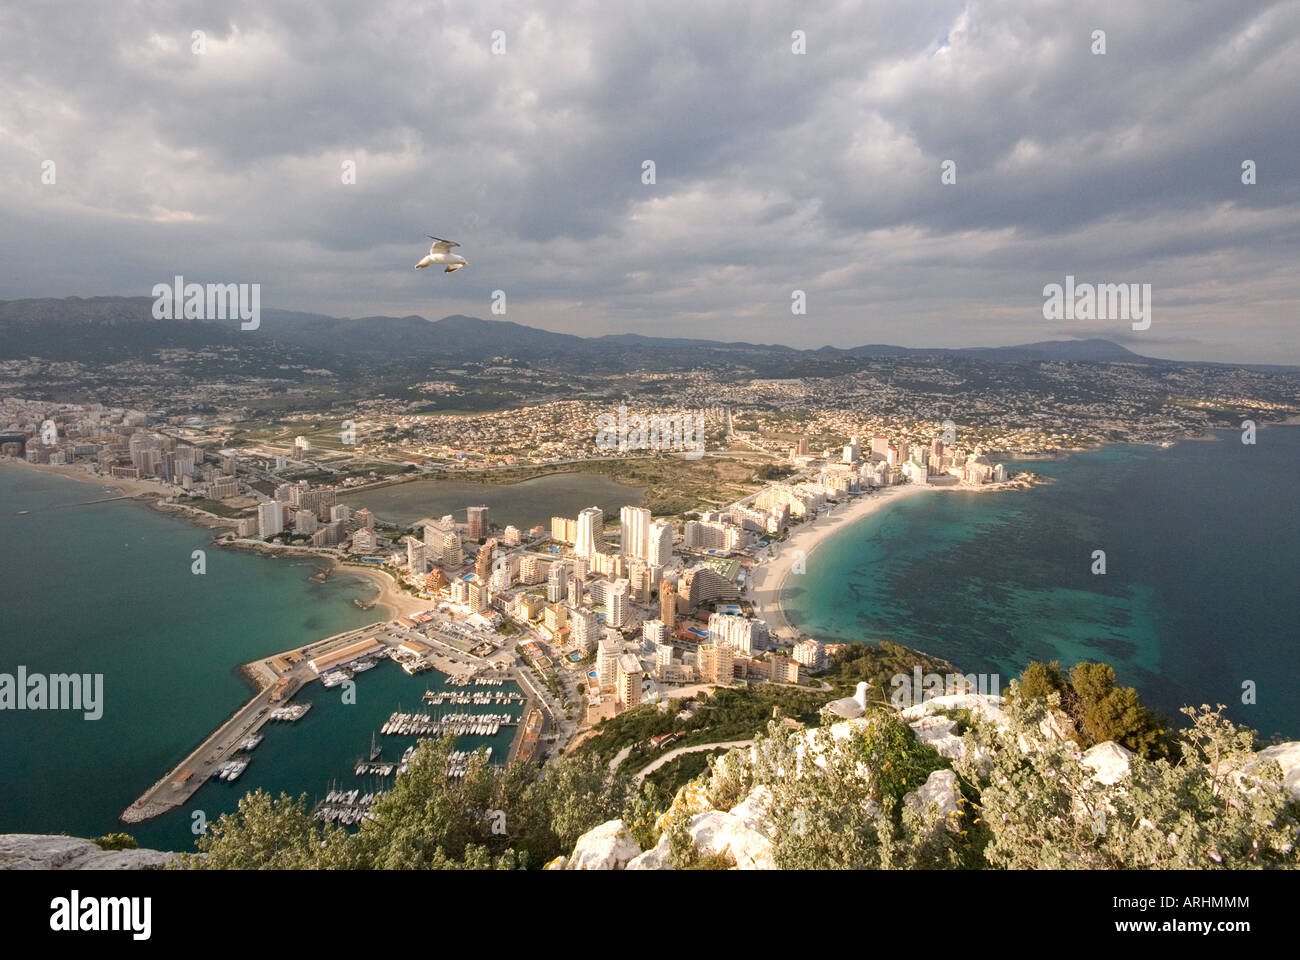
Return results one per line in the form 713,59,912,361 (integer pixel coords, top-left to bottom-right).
708,612,759,656
257,500,284,538
406,537,427,574
620,505,652,560
441,531,461,568
605,578,630,628
574,506,604,559
648,519,674,566
570,608,598,652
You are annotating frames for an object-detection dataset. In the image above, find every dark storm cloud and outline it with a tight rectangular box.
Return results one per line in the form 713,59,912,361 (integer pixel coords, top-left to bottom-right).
1,0,1297,362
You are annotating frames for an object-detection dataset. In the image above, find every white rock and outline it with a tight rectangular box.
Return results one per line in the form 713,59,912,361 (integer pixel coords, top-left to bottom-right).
727,786,775,841
1081,741,1135,785
1248,741,1300,800
687,810,775,869
899,693,1008,728
1039,710,1078,745
909,715,967,760
626,835,674,870
903,769,961,826
910,715,958,739
565,820,642,870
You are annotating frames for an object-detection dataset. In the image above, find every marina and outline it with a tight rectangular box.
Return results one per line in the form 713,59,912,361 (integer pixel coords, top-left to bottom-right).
269,702,313,721
215,759,249,781
421,688,524,706
313,787,384,825
120,614,538,830
447,747,492,778
380,710,516,737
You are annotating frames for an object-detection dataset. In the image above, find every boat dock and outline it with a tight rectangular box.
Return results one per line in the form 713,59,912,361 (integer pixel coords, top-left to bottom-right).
121,616,540,823
120,672,309,823
120,621,391,824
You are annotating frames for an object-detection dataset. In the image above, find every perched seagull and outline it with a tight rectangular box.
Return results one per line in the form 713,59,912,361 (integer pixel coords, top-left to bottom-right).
415,236,469,273
826,681,872,720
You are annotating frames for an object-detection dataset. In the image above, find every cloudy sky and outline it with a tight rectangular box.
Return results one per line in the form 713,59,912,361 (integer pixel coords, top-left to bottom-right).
3,1,1297,362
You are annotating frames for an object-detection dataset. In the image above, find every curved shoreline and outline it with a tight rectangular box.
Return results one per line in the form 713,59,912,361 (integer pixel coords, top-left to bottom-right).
749,477,1045,641
333,562,429,619
748,485,932,641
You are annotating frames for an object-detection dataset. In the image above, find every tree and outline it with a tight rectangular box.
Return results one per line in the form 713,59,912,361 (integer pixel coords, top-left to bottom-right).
1018,660,1067,700
175,790,359,870
751,718,966,870
1069,661,1114,706
1016,659,1169,758
622,780,668,851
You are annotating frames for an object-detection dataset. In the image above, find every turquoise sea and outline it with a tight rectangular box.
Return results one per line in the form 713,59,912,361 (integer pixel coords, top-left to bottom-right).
782,427,1300,740
0,466,520,852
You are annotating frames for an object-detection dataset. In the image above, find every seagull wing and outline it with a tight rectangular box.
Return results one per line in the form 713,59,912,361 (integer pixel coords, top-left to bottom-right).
426,236,460,254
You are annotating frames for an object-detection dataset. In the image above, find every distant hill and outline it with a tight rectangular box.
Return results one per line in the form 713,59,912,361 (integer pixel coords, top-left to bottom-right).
948,339,1142,363
0,295,1153,370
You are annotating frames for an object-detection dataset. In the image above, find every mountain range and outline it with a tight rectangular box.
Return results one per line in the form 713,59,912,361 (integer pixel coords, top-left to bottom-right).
0,296,1160,373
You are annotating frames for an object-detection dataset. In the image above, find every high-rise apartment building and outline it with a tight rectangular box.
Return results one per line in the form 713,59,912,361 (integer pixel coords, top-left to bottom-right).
616,655,643,710
605,578,630,628
793,638,826,671
574,506,604,559
257,500,284,538
441,531,461,568
660,580,677,630
648,519,673,566
570,608,598,652
406,537,427,573
708,612,762,656
467,505,490,540
546,559,570,603
596,636,620,688
620,505,652,560
698,641,734,684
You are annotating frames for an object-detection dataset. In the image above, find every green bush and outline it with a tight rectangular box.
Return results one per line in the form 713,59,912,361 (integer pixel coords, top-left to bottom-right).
92,833,138,851
1015,659,1171,758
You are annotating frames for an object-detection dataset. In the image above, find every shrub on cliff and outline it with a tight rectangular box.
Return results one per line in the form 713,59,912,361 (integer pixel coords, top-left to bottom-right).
1016,660,1171,757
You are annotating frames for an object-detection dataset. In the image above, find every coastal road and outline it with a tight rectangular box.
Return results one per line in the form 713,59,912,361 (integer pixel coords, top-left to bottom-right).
632,740,754,784
608,744,634,773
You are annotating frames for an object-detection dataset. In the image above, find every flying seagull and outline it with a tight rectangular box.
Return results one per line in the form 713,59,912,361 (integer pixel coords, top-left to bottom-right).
415,236,469,273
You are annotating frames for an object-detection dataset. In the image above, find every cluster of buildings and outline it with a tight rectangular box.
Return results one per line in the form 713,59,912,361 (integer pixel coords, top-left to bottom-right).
5,398,997,738
254,480,367,547
790,433,1007,488
0,402,262,501
361,496,811,725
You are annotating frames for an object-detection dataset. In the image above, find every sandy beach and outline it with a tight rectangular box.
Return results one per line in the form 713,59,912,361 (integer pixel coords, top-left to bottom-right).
338,563,430,618
747,484,935,640
0,456,173,500
747,477,1047,640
